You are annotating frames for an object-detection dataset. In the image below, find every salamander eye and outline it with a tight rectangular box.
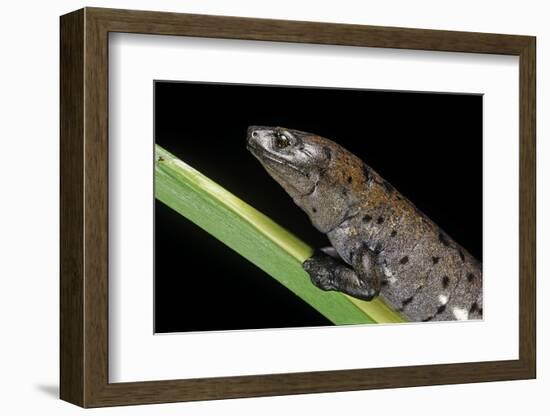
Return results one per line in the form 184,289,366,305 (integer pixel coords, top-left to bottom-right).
275,132,291,149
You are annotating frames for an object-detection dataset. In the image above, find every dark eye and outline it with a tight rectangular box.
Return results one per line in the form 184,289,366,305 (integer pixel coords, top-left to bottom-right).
275,133,290,149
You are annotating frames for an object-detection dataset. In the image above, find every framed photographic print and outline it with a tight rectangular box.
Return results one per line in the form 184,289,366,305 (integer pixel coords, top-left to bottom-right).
60,7,536,407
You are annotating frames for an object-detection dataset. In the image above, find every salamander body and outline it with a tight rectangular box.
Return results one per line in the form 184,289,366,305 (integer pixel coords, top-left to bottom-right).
247,126,482,322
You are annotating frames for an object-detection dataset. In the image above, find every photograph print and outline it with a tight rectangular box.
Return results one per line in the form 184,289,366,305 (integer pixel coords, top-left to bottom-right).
154,81,482,333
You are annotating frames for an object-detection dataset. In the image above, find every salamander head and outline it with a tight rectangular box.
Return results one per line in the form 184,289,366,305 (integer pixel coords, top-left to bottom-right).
246,126,331,196
246,126,362,233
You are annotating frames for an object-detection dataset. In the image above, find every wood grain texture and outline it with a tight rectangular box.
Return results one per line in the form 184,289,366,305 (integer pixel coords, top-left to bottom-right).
518,38,536,376
83,9,110,406
59,8,84,406
59,7,537,408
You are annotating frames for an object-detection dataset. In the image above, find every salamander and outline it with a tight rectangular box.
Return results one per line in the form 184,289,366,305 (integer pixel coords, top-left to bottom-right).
246,126,482,322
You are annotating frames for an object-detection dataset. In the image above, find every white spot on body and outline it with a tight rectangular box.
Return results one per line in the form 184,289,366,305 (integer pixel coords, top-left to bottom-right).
452,307,469,320
438,295,449,305
382,265,397,284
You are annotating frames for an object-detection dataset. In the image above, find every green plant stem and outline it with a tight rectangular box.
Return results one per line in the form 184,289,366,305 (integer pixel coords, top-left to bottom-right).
155,144,406,325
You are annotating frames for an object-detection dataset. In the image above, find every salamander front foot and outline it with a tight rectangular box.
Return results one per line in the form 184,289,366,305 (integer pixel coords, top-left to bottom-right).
303,254,336,291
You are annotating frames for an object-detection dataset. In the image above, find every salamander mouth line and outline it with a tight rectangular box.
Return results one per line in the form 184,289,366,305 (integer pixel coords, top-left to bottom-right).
246,143,306,176
247,142,318,197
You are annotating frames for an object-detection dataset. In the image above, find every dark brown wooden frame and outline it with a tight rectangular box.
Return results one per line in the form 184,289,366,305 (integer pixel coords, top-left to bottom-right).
60,7,536,408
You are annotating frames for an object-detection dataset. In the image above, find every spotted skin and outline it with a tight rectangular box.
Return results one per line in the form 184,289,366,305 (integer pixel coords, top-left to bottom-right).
247,126,482,322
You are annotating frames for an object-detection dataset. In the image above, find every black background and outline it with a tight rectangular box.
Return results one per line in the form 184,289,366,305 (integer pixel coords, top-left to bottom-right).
154,81,482,333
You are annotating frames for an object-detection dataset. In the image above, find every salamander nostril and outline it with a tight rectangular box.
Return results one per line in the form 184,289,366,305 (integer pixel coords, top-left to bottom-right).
252,131,258,138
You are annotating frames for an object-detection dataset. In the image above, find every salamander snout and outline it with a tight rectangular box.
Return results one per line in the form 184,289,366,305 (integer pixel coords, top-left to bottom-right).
246,125,276,154
246,126,261,145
